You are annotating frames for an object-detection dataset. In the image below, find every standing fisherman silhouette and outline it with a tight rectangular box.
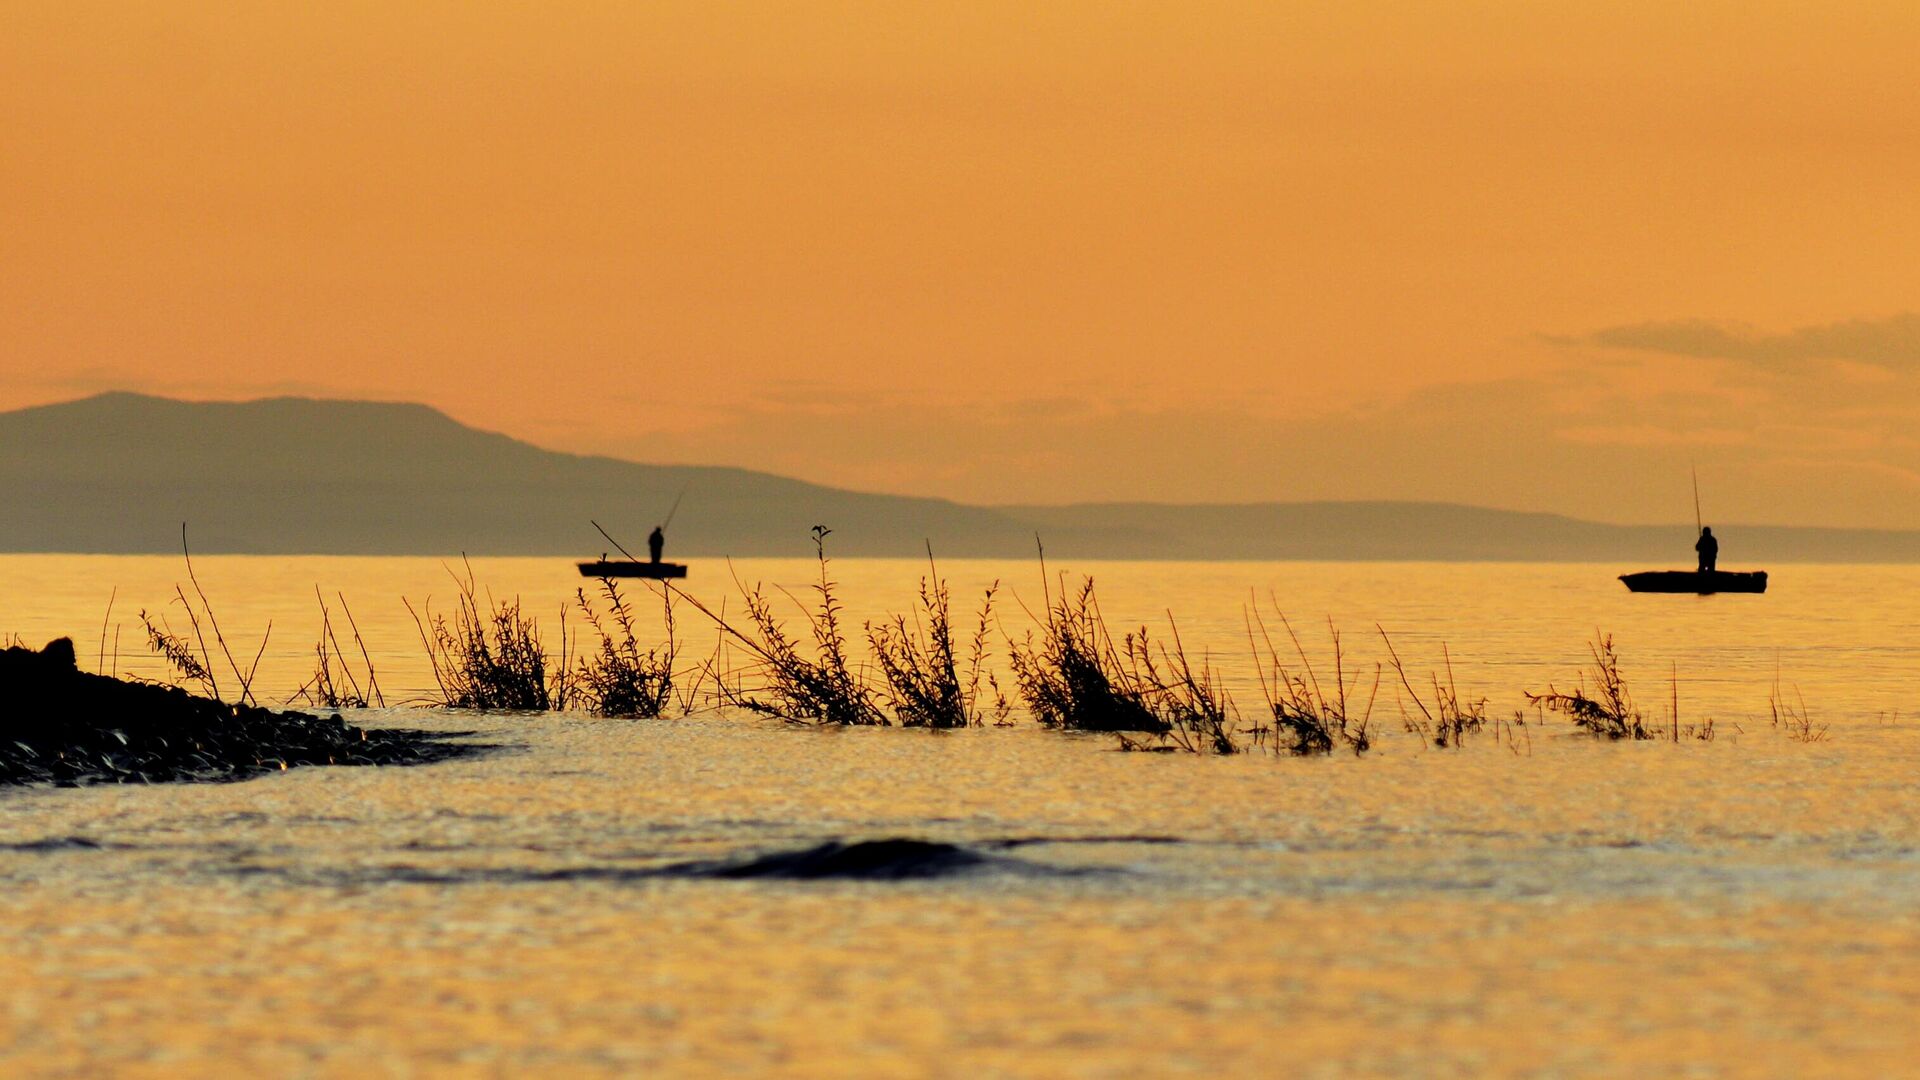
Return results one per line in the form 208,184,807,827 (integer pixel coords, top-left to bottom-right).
1695,526,1718,573
647,525,665,565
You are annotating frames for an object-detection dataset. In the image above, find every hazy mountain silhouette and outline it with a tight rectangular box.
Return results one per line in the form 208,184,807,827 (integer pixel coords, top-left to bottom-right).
5,392,1920,561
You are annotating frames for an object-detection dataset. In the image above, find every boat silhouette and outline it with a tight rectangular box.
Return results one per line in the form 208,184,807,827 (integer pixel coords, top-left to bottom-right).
1618,471,1767,594
1619,569,1767,594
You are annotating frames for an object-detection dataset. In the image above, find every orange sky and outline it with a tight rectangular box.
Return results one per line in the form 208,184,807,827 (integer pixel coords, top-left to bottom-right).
4,2,1919,524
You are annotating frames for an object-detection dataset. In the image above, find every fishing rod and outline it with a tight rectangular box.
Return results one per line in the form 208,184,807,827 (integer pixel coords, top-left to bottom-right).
661,485,689,531
591,487,687,564
591,519,643,563
1692,465,1703,536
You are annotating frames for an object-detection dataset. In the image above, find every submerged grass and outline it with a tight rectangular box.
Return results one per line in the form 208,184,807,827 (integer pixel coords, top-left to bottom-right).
73,536,1857,758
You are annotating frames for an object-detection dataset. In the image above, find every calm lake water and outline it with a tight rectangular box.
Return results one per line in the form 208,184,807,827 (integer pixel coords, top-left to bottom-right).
3,555,1918,1076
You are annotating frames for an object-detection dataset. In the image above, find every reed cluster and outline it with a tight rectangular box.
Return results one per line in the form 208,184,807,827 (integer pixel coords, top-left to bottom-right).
1007,577,1165,735
1123,623,1238,754
138,528,268,707
293,589,383,709
406,563,569,711
105,527,1847,759
1382,632,1485,749
1248,608,1375,756
1768,667,1827,743
867,555,1003,728
690,527,886,725
572,578,676,719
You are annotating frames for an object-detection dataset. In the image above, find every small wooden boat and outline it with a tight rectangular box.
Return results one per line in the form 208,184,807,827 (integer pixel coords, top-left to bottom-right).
1619,570,1767,594
577,560,688,580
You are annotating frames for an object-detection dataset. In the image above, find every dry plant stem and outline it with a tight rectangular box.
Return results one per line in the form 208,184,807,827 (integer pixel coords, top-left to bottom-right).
337,594,384,707
967,581,1011,724
169,586,219,700
671,607,731,715
97,586,116,675
139,609,218,699
180,524,259,706
296,589,381,709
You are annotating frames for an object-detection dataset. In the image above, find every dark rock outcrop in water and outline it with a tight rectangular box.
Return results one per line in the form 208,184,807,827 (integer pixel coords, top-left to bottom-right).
677,839,996,881
0,638,477,786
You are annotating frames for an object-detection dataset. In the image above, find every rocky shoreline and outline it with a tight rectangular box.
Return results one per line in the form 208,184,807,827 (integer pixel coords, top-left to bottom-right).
1,638,480,786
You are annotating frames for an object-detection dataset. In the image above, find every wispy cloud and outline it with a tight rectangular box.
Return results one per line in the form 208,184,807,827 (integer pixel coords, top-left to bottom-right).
1566,312,1920,369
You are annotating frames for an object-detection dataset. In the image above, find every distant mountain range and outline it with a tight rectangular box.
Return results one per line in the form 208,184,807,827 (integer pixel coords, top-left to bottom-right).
5,392,1920,561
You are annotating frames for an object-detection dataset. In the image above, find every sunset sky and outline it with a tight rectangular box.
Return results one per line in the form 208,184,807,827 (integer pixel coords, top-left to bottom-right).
5,3,1918,525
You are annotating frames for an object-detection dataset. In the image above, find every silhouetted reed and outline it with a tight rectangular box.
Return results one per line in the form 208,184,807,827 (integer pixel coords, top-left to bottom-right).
406,562,570,711
141,609,219,700
1379,629,1486,749
1121,621,1240,754
1527,634,1714,742
572,578,676,719
1008,574,1165,734
138,527,269,706
1768,663,1827,743
670,527,884,725
293,589,383,709
1526,634,1650,739
97,586,121,677
1248,606,1375,755
866,552,1001,728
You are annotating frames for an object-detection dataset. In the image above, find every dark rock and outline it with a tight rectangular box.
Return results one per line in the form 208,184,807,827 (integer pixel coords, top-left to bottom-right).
0,836,105,851
689,839,994,880
0,638,480,787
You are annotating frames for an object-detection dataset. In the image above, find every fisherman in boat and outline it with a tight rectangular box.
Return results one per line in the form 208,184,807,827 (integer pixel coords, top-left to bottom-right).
648,525,665,564
1695,526,1718,573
